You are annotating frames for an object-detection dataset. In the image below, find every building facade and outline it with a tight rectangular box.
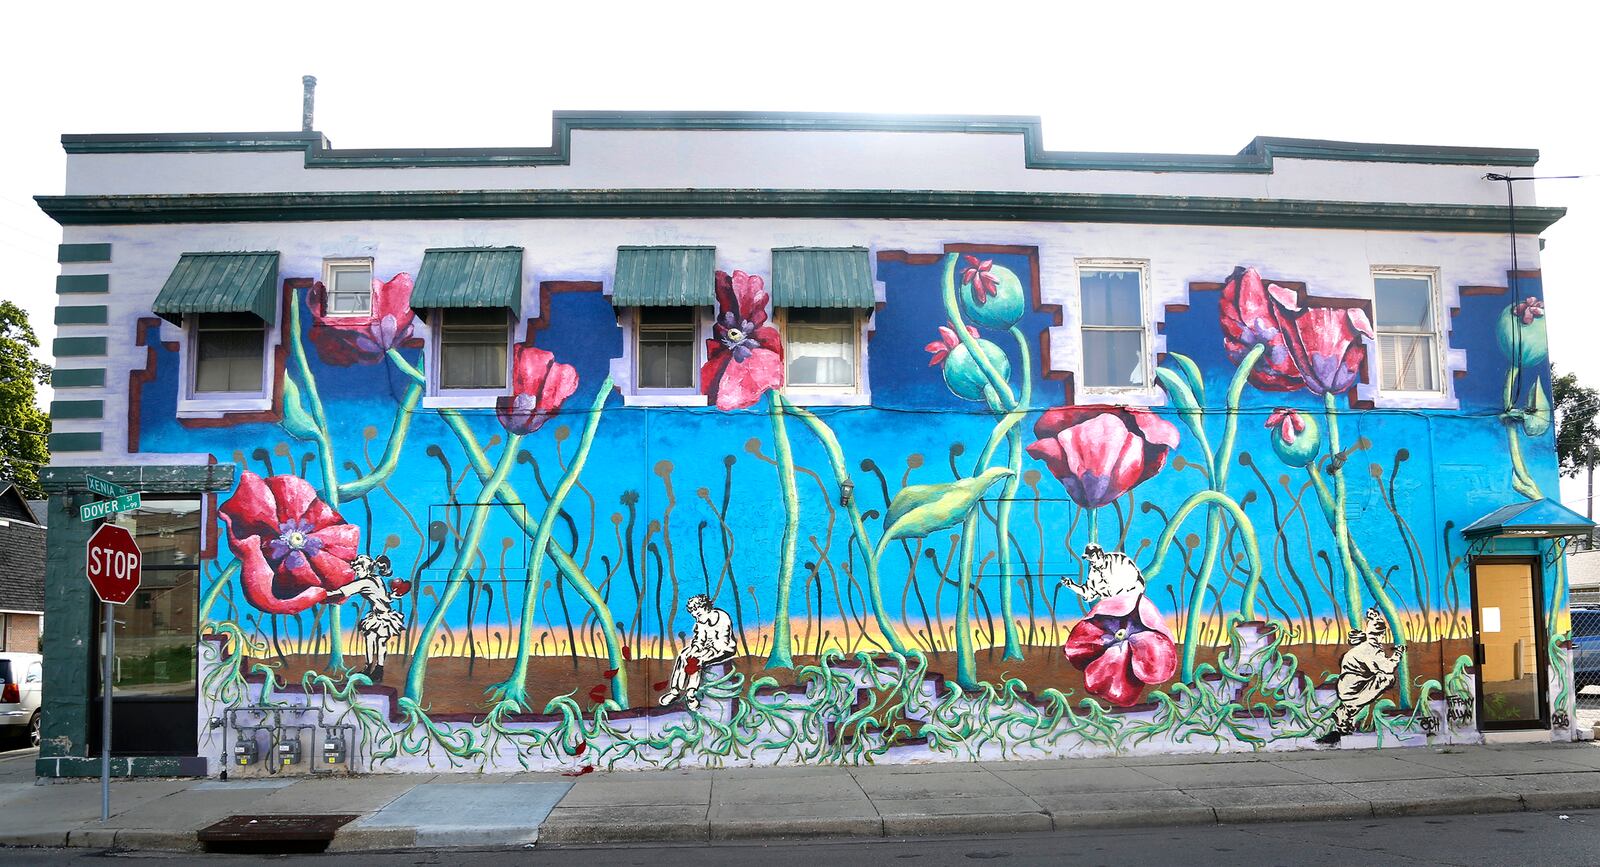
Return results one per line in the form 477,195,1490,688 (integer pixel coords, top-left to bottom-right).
33,113,1590,778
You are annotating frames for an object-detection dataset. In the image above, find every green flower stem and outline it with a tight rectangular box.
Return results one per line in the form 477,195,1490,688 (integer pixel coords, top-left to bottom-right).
339,377,424,500
939,253,1016,409
493,378,618,709
198,561,241,623
1144,489,1264,680
286,289,345,668
1217,345,1265,487
783,398,911,655
1501,369,1542,498
954,510,980,688
404,432,524,703
1322,393,1363,630
767,390,801,669
387,348,426,385
1304,466,1413,707
994,327,1032,660
436,397,628,707
1087,508,1099,544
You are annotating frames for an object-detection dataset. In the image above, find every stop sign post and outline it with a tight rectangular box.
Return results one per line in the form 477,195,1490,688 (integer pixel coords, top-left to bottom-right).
85,522,140,823
86,523,142,604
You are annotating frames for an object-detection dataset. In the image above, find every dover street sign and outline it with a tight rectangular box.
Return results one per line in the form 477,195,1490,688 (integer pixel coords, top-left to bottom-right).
79,492,142,523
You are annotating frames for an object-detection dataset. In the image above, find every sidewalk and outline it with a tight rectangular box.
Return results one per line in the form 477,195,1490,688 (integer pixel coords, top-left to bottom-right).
4,742,1600,852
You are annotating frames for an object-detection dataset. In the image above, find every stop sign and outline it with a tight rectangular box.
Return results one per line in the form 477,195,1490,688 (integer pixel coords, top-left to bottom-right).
86,523,142,604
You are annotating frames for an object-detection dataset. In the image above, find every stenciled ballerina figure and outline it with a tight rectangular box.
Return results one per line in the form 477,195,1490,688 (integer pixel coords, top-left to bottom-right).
325,554,410,683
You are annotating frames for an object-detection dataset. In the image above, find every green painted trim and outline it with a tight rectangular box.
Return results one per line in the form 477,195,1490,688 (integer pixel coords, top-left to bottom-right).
51,367,105,388
48,432,101,452
49,399,102,420
54,305,107,326
37,755,208,778
40,463,236,494
40,493,94,758
56,274,107,294
34,188,1567,234
58,113,1543,171
57,243,111,263
52,336,105,357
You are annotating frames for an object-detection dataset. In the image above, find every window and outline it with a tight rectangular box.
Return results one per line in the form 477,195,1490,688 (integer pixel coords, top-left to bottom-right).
322,258,373,316
637,307,698,390
104,497,200,699
1079,264,1147,388
1373,271,1440,393
783,308,860,392
437,308,510,391
191,313,266,395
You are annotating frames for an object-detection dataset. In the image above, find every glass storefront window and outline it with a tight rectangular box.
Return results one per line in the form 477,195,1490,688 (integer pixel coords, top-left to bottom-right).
102,498,202,698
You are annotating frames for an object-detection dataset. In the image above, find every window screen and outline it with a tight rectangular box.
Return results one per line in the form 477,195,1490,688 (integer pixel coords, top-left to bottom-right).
438,308,509,390
637,307,696,389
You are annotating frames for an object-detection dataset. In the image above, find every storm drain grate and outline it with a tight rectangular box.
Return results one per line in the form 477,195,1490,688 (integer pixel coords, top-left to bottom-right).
198,814,359,853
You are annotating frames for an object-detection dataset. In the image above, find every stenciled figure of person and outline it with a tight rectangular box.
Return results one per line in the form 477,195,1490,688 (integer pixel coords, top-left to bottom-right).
325,554,409,684
1316,606,1405,745
658,594,737,711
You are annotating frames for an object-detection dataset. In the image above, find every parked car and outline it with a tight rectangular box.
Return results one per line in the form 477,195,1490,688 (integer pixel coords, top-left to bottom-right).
0,652,41,747
1571,608,1600,691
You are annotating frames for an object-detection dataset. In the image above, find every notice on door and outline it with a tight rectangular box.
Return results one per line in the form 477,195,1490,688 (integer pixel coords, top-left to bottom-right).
1481,607,1501,633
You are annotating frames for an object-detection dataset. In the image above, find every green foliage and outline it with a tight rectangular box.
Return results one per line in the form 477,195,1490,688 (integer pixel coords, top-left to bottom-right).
0,301,49,497
1553,368,1600,478
879,467,1013,545
278,377,322,441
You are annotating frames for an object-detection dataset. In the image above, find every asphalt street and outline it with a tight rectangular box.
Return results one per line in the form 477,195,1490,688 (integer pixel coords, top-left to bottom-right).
1,810,1594,866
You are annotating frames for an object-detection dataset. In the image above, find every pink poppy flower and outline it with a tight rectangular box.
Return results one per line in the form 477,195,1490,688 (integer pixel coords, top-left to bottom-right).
1219,266,1302,391
1025,406,1180,509
1265,408,1305,444
496,345,579,436
700,270,784,410
219,472,360,615
1267,284,1373,397
1064,591,1177,707
307,273,420,366
924,324,981,367
961,256,999,306
1513,296,1544,326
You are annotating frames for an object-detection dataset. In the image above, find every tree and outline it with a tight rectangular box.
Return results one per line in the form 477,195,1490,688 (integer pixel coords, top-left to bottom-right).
0,301,49,498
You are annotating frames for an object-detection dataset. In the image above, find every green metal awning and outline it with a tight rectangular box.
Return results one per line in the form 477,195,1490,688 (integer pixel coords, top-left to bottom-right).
612,247,715,306
770,247,875,308
1462,498,1595,540
412,247,524,317
151,252,280,325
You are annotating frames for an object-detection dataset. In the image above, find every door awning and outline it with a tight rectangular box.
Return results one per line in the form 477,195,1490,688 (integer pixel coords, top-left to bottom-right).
770,247,875,308
1462,498,1596,540
412,247,524,317
612,246,716,306
152,252,280,325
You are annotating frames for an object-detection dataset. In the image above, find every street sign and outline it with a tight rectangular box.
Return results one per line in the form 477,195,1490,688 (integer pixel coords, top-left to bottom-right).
85,523,142,605
79,492,142,523
86,475,128,498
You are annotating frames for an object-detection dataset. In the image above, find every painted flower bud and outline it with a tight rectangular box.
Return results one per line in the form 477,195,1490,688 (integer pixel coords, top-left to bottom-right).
942,338,1013,402
958,256,1026,330
1495,297,1547,368
1265,408,1320,468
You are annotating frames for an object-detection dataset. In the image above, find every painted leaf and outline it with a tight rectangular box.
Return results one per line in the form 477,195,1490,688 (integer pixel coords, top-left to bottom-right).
1153,367,1207,453
621,644,632,661
280,377,322,441
1168,352,1206,406
603,668,618,680
652,680,669,692
587,685,606,703
881,467,1014,544
1522,379,1552,437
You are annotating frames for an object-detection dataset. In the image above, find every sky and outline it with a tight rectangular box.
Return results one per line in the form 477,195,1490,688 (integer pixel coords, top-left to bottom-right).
2,0,1597,508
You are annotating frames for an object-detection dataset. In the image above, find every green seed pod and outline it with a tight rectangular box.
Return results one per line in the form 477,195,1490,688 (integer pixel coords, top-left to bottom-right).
942,339,1012,402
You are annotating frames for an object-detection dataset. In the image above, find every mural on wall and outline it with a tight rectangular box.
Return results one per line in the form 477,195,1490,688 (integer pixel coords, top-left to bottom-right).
140,244,1571,773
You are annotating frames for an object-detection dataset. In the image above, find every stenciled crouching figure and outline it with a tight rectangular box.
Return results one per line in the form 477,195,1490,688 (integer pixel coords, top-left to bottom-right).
325,554,410,684
658,594,737,711
1316,606,1405,745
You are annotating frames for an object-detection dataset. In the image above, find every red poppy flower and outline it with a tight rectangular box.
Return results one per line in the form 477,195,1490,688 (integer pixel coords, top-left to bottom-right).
307,274,421,366
1063,591,1177,707
1219,267,1302,391
1267,284,1373,397
496,345,579,436
1025,406,1180,509
961,256,999,306
701,270,784,410
219,472,360,615
1265,408,1305,444
1513,296,1544,326
924,324,981,367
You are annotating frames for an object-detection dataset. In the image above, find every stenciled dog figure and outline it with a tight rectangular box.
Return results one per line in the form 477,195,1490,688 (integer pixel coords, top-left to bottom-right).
1316,606,1405,745
658,594,737,711
1060,543,1146,603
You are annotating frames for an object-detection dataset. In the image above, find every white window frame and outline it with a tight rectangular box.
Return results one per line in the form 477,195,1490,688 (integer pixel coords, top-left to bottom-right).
321,257,375,318
422,307,513,409
1075,258,1153,394
778,307,869,406
1371,266,1445,398
175,312,274,415
616,306,708,406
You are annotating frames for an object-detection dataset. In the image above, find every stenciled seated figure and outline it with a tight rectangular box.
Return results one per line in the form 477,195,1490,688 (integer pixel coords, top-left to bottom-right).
658,594,737,711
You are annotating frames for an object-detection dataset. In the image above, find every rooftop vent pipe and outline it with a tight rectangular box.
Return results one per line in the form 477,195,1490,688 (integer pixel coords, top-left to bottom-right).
301,75,317,132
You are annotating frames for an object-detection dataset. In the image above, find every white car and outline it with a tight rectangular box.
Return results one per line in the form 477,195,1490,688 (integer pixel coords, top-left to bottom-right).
0,653,41,747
